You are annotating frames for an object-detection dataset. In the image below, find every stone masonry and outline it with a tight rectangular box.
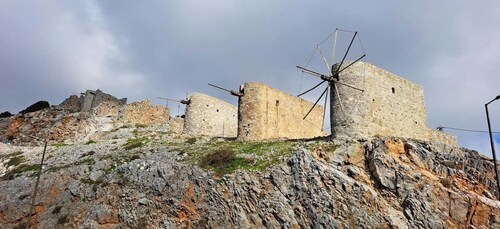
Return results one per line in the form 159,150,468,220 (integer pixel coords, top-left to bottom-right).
238,82,325,141
183,93,238,137
330,61,456,146
118,100,170,126
80,89,127,112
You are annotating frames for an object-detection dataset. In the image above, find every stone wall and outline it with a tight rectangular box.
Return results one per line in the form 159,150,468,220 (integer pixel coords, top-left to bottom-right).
331,61,456,146
428,129,458,146
168,117,184,134
183,93,238,137
93,101,120,118
238,82,325,141
119,100,169,126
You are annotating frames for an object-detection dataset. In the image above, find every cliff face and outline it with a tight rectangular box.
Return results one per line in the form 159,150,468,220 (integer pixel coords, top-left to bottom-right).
0,133,499,228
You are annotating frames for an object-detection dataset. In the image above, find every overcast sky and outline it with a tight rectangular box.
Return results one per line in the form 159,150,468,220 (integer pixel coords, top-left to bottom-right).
1,1,499,156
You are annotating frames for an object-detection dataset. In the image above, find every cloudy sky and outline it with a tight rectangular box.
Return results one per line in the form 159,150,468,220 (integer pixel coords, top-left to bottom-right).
1,0,499,156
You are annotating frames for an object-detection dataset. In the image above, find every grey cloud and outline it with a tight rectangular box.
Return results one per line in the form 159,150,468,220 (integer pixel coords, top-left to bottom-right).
1,0,499,155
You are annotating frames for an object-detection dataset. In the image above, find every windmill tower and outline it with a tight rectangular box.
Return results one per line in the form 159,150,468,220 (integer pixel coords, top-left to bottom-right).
296,29,367,139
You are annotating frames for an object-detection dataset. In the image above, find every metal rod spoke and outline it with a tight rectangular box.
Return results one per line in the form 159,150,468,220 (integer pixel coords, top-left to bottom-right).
335,80,364,92
157,96,181,103
298,80,326,97
336,31,357,73
338,54,366,74
208,83,232,93
317,45,332,73
296,66,326,77
322,85,329,130
303,86,329,120
333,82,348,123
331,29,338,66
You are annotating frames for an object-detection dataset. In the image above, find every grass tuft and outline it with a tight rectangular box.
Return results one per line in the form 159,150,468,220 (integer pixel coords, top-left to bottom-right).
85,140,96,145
123,137,148,150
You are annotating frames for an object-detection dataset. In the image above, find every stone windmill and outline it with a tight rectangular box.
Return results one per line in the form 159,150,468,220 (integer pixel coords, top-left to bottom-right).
296,28,367,134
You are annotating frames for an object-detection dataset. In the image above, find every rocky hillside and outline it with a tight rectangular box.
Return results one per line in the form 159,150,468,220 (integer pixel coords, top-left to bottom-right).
0,122,499,228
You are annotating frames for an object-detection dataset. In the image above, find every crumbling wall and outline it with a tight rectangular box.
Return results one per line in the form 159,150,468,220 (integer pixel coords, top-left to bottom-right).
80,89,127,112
93,101,120,118
183,93,237,137
331,61,456,146
428,130,458,146
119,100,169,126
58,95,81,112
168,117,184,134
238,82,325,141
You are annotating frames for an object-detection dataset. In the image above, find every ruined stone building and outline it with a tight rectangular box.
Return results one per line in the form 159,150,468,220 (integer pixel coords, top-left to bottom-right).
80,89,127,112
58,89,127,113
331,61,456,146
183,93,238,137
237,82,325,141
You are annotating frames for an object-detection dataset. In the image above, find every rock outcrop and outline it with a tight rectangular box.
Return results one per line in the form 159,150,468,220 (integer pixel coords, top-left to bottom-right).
0,136,498,228
0,91,177,145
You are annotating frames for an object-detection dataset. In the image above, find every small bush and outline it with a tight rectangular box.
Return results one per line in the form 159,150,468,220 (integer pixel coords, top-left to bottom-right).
4,153,25,167
185,138,197,144
52,206,62,214
201,148,235,169
13,222,28,229
123,137,148,150
130,154,141,161
80,151,96,158
85,140,96,145
0,111,13,118
135,123,147,128
0,164,40,181
200,148,252,174
440,178,452,188
57,214,69,224
51,143,68,148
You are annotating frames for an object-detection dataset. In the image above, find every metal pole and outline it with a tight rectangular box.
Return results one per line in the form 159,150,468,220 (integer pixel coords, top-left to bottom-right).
485,103,500,199
27,141,48,227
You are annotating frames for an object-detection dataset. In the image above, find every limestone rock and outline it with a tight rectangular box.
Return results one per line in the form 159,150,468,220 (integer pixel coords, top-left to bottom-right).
0,137,499,228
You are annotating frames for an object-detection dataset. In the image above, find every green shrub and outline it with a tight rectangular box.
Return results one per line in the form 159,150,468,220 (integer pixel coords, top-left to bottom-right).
4,154,25,167
0,164,41,181
85,140,96,145
57,214,69,224
123,137,148,150
13,222,28,229
185,138,197,144
135,123,147,128
80,151,96,158
200,148,252,174
51,143,67,147
52,206,62,214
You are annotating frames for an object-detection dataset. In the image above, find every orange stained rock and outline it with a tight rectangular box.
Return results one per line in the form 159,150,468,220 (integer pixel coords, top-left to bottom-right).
178,211,187,222
35,204,45,214
5,117,24,138
180,185,199,217
386,139,405,155
471,201,491,226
